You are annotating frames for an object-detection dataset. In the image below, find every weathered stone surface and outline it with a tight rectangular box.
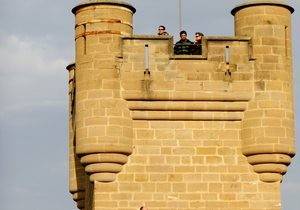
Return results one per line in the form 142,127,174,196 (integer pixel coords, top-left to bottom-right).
67,1,295,210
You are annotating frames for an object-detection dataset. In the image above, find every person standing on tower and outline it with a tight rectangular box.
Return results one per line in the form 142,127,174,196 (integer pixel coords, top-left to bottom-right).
174,30,193,55
193,32,204,55
157,25,169,36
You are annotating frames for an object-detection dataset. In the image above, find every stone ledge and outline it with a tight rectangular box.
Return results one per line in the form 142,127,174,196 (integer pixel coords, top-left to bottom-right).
81,153,128,165
122,35,250,42
127,101,247,111
122,35,173,40
85,163,123,173
242,144,295,156
205,36,251,42
123,91,253,101
169,55,207,60
131,110,243,121
76,145,133,155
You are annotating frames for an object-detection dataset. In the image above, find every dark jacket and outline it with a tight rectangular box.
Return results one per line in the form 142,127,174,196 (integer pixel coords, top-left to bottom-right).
193,42,202,55
158,32,169,36
174,39,194,55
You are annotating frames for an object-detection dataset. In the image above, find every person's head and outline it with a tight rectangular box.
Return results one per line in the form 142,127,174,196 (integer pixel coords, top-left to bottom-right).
180,30,188,41
195,32,204,42
140,206,148,210
158,25,166,35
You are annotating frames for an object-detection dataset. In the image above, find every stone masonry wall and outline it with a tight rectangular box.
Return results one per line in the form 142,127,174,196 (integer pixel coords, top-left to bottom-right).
69,1,295,210
90,36,281,210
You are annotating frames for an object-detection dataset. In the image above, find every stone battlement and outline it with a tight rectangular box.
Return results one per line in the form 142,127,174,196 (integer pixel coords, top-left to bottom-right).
67,1,295,210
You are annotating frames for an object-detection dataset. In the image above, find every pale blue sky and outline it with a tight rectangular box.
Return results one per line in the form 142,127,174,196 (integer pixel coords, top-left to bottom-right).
0,1,298,210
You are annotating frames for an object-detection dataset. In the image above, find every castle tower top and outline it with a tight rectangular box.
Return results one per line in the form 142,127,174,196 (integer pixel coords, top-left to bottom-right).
72,0,136,14
67,0,296,208
231,0,294,15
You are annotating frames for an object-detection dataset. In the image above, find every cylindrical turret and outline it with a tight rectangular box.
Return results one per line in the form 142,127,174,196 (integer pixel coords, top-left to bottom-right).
66,63,86,209
72,0,135,182
232,0,295,182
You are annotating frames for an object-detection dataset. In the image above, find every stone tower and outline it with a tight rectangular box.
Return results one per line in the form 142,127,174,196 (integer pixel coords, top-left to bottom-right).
67,0,295,209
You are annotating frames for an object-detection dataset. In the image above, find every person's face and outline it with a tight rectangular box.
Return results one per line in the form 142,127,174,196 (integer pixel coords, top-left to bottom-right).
195,34,202,42
180,33,187,41
158,27,165,35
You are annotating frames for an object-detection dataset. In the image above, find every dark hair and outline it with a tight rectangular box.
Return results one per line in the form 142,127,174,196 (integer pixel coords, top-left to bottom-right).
140,207,144,210
195,32,204,36
159,25,166,30
180,30,187,35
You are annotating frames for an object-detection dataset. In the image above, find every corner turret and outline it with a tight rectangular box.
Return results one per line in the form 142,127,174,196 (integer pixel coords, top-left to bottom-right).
66,63,87,209
232,0,295,182
72,0,136,183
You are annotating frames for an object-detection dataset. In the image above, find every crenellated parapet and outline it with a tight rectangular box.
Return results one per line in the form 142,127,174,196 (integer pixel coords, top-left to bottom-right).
67,1,296,209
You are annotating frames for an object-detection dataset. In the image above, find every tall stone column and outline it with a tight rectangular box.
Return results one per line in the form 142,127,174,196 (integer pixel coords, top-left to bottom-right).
232,0,295,182
72,0,136,183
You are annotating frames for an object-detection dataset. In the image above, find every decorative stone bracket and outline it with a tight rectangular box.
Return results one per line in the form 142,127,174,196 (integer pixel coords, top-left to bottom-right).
80,153,129,182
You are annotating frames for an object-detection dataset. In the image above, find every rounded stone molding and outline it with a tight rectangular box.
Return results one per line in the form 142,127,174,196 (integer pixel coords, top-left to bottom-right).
247,153,292,165
259,173,284,183
85,163,123,173
242,145,295,157
246,153,292,182
81,153,128,164
231,0,294,15
72,191,85,209
90,173,117,182
73,191,85,201
72,0,136,14
76,145,133,156
80,153,129,182
66,62,76,72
